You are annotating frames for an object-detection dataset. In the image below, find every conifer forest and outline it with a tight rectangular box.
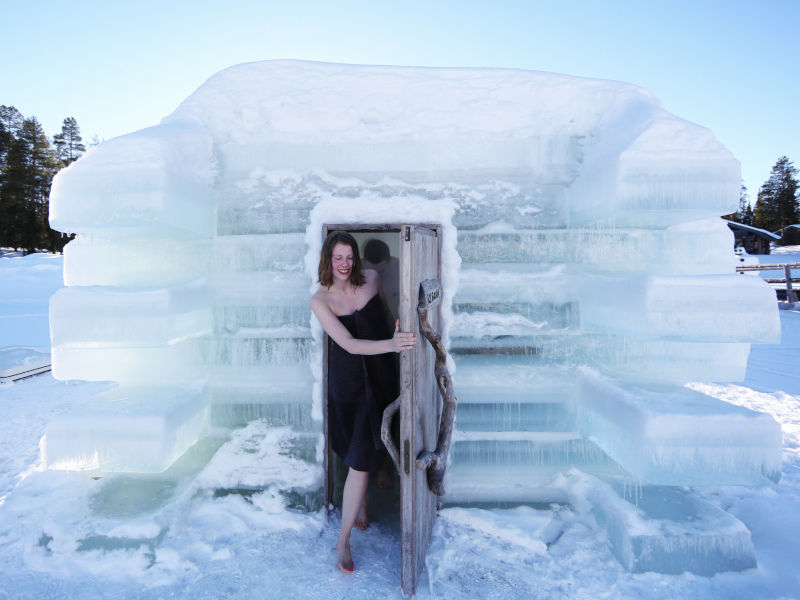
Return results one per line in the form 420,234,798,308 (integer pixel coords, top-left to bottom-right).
0,106,85,253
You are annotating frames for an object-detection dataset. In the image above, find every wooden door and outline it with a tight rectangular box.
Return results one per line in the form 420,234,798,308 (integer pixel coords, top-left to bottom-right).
399,224,440,596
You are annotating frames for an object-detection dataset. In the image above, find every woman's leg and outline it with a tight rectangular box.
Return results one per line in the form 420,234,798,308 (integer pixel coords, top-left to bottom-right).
355,490,369,530
337,467,369,571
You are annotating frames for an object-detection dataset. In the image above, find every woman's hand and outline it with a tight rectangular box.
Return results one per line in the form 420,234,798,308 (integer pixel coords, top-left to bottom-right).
392,319,416,352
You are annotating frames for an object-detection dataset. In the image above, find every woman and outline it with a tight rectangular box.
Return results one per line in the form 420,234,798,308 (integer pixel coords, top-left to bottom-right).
310,231,416,573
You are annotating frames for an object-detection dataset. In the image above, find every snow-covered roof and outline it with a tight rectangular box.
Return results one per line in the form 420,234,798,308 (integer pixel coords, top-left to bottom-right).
723,220,781,240
162,60,737,175
51,61,742,236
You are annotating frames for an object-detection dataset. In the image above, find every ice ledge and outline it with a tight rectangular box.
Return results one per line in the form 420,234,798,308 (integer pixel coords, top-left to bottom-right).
558,470,757,575
49,121,215,238
577,368,782,485
41,384,210,473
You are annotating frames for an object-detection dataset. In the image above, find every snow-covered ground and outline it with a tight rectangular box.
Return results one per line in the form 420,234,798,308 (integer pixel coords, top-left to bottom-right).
0,249,799,599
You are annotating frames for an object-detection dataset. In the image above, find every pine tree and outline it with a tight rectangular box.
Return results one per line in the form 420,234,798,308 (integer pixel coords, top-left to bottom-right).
724,184,753,225
1,117,59,252
53,117,86,167
0,109,74,252
753,156,800,240
0,106,25,247
737,185,753,225
1,129,29,249
0,105,23,129
0,106,23,169
0,105,23,151
26,118,60,252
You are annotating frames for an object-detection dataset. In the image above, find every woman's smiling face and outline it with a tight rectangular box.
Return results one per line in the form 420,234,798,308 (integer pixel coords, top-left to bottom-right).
331,242,354,282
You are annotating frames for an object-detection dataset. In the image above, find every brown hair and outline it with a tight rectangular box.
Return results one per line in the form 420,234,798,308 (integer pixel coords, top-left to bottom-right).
318,230,367,288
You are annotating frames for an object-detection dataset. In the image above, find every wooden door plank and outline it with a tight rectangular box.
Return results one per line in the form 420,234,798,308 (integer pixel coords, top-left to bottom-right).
400,224,416,593
400,224,440,596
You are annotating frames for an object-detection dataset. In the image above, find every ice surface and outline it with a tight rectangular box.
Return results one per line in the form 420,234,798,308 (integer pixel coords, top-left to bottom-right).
578,369,782,485
443,440,621,505
42,385,210,472
452,337,752,383
457,218,736,275
50,281,213,347
210,271,310,331
456,264,575,305
49,281,213,383
51,341,205,384
49,121,215,238
612,117,742,226
63,236,210,287
580,272,780,342
212,233,307,272
562,472,757,575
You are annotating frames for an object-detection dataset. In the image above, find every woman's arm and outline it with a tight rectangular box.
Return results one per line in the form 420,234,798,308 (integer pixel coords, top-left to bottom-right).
311,294,416,355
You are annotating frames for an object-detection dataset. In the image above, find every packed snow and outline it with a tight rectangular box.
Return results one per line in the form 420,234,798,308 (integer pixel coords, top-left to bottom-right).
1,250,799,599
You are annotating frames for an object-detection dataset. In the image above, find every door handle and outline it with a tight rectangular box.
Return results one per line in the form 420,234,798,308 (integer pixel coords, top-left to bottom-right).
381,397,402,474
414,279,458,497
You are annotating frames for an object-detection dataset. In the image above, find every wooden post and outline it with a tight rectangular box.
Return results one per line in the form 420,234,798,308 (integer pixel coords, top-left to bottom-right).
785,265,798,303
735,262,800,304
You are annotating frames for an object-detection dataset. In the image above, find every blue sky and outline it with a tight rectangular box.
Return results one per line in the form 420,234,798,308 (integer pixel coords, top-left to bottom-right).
2,0,798,203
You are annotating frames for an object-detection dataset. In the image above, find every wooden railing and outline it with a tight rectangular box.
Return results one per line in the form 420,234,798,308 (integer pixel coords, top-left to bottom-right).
736,262,800,303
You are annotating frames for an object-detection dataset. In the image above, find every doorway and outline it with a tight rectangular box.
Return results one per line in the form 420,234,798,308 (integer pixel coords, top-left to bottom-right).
321,223,442,595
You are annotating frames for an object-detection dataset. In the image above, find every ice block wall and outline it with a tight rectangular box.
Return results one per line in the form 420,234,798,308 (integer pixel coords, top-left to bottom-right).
46,61,780,489
44,121,217,471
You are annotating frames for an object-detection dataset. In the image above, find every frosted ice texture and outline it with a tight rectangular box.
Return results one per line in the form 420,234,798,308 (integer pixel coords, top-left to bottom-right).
563,472,758,575
42,385,209,472
49,121,215,238
46,61,780,497
578,369,781,485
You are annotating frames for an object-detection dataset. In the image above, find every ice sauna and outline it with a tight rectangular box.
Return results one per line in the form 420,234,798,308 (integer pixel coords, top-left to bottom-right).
46,61,781,573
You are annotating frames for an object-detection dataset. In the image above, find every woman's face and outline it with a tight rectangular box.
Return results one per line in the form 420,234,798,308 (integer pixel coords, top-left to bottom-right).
331,242,354,282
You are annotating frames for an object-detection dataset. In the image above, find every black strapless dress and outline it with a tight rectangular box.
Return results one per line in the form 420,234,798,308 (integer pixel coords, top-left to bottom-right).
328,294,399,472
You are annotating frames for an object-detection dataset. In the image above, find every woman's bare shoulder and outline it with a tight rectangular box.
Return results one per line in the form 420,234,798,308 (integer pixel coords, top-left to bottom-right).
311,287,331,310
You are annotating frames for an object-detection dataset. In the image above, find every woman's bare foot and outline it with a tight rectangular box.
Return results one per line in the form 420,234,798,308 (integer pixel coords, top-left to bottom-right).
355,498,368,530
336,538,354,573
